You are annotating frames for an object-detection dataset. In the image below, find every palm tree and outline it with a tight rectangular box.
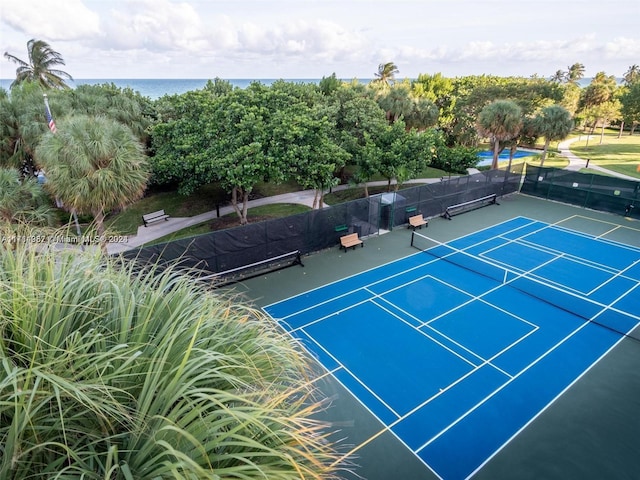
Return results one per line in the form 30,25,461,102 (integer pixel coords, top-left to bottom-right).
567,62,586,85
534,105,574,166
476,100,523,170
623,64,640,85
4,38,73,89
35,115,149,252
378,84,413,123
550,70,567,83
373,62,399,88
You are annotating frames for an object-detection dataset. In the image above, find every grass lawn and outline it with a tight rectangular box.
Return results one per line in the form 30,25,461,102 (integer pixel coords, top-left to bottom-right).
145,203,311,246
569,129,640,178
106,180,302,235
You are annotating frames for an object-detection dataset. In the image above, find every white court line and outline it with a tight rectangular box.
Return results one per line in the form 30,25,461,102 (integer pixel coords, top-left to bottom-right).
417,265,640,457
586,259,640,297
416,316,597,455
299,325,403,419
368,296,480,369
264,216,542,316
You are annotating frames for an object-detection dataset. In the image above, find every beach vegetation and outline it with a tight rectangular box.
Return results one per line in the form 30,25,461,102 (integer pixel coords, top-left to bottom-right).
35,115,150,252
477,100,523,170
0,246,343,479
533,105,574,166
3,38,73,90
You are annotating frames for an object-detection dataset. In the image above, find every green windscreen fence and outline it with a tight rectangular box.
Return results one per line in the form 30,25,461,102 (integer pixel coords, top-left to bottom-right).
120,167,523,280
521,165,640,218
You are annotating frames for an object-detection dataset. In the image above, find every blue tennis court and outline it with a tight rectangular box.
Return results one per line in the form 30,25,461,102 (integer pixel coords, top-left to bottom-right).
263,216,640,480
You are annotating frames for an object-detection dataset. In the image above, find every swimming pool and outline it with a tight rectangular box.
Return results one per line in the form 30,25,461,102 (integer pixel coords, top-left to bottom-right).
477,149,537,166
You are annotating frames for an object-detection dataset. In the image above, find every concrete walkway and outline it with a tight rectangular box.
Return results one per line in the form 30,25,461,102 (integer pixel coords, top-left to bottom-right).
559,137,640,181
107,143,638,254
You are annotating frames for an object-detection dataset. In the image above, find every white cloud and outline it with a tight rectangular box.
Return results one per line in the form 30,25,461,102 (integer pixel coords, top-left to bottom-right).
104,0,209,52
2,0,638,79
1,0,100,40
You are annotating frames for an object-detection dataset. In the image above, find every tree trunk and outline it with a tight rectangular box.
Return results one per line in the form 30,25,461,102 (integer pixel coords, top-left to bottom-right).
618,121,625,138
92,208,107,254
241,190,249,224
364,183,369,197
599,124,605,144
540,138,550,167
491,138,500,170
231,187,249,224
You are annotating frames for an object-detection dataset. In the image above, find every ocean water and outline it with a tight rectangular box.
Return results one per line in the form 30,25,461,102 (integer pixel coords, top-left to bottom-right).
0,77,618,100
0,78,350,100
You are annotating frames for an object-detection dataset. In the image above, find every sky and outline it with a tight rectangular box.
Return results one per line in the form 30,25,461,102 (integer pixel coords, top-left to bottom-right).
1,0,639,80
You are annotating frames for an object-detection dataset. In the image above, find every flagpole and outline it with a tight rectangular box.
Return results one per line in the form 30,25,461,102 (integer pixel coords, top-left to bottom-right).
43,94,85,251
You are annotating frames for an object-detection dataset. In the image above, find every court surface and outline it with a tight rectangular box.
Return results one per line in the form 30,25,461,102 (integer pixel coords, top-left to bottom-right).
263,216,640,480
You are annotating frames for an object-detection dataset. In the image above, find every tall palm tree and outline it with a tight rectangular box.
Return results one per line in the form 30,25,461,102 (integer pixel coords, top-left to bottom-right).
623,64,640,85
35,115,149,252
4,38,73,89
378,84,413,123
567,62,586,85
550,70,566,83
476,100,523,170
373,62,399,88
534,105,574,166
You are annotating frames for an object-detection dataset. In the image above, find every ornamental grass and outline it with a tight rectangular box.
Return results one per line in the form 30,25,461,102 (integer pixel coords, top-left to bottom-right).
0,246,344,479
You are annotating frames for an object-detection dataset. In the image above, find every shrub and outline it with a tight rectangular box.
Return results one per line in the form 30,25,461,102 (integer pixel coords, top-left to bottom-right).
0,247,342,479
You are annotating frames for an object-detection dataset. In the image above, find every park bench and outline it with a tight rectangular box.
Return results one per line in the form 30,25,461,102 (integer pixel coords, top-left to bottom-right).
340,233,363,252
408,214,428,230
142,209,170,227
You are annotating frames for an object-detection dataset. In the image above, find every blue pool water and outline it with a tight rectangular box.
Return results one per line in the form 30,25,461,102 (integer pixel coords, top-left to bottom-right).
477,149,537,166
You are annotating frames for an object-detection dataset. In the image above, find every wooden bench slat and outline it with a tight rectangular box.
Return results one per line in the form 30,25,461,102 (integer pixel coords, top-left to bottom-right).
340,233,363,251
409,214,428,230
142,209,170,227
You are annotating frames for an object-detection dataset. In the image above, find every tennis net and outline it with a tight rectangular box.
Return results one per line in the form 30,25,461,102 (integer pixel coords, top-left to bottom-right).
410,230,640,342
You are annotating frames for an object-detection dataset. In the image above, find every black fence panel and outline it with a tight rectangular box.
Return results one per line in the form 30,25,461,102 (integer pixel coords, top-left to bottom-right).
521,165,640,218
120,168,525,276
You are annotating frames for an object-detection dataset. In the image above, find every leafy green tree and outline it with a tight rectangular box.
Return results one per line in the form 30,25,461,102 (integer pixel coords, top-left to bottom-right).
580,71,618,110
0,246,342,479
476,100,523,170
325,85,387,194
203,76,235,96
319,72,342,96
534,105,574,165
280,109,349,207
620,81,640,135
4,38,73,89
449,75,561,146
411,73,455,132
35,115,149,252
374,121,434,191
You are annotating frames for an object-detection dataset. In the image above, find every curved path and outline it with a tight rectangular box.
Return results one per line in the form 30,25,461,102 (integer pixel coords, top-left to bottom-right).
558,137,639,181
108,143,638,254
